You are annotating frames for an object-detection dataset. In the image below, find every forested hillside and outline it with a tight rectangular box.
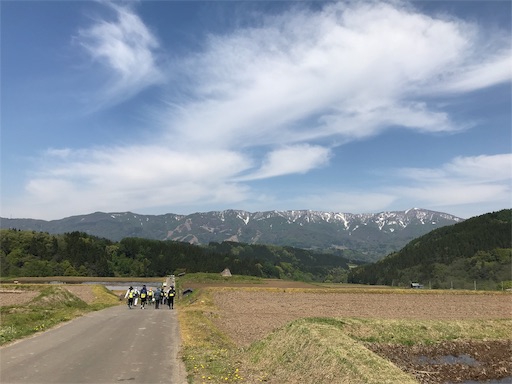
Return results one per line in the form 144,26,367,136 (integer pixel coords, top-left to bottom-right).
349,209,512,290
0,230,356,282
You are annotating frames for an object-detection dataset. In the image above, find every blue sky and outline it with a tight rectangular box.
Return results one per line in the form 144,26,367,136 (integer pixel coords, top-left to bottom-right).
1,0,511,221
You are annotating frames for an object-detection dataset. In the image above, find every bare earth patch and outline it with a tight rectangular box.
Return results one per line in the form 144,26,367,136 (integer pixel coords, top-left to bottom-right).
0,285,98,307
210,289,512,384
0,290,39,307
62,285,98,304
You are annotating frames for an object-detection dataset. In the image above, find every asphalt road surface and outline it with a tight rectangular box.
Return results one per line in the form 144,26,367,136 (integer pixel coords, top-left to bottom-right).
0,304,187,384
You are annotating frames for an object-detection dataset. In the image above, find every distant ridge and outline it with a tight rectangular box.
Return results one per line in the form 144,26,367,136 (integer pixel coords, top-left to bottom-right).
349,209,512,288
1,208,463,261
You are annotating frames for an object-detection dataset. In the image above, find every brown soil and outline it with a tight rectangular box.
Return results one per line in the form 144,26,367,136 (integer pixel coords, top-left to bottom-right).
367,340,511,384
0,285,98,306
207,285,512,384
210,290,511,346
62,285,98,304
0,290,39,306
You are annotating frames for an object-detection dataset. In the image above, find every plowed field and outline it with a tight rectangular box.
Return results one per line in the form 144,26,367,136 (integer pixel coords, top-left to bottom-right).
206,284,511,384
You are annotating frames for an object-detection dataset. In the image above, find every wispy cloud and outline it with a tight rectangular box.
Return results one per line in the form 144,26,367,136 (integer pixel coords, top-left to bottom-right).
162,1,510,149
237,145,332,181
437,53,512,93
289,192,398,214
8,1,512,219
273,154,512,217
400,154,512,183
22,145,252,218
76,2,164,106
391,154,512,212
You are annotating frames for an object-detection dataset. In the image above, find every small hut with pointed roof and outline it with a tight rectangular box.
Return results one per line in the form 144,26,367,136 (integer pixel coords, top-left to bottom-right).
220,268,232,277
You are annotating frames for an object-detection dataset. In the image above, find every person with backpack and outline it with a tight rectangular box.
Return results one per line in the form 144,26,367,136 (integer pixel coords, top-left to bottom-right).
159,287,165,306
124,286,135,309
153,287,161,309
167,286,176,309
148,288,154,306
140,285,148,309
133,287,139,306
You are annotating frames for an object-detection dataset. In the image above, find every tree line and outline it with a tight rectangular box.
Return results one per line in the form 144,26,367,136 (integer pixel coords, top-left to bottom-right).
348,209,512,290
0,229,354,282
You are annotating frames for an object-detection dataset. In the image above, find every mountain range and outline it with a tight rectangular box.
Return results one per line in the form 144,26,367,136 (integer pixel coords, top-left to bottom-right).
1,208,463,261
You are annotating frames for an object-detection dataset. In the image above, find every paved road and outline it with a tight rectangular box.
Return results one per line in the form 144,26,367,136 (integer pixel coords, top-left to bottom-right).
0,304,187,384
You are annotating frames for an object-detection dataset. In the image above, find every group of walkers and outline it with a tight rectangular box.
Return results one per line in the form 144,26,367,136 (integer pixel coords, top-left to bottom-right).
124,284,176,310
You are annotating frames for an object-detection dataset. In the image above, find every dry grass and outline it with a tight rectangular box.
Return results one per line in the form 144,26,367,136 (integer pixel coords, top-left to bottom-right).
244,318,417,384
340,318,512,345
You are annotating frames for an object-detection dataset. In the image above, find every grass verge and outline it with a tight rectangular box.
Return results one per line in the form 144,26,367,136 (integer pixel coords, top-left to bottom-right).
0,284,120,346
178,288,244,383
177,273,263,286
338,317,512,345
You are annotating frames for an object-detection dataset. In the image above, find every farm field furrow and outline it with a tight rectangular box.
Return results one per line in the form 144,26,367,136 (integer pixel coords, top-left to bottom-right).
211,290,511,347
207,288,511,384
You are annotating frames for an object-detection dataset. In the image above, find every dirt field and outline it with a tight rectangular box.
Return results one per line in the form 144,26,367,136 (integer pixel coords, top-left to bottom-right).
210,290,511,346
0,290,39,306
0,285,98,306
207,284,511,384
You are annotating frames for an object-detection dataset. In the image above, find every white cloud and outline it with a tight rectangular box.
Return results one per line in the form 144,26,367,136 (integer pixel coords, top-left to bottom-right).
15,145,252,218
400,154,512,183
391,154,512,212
6,1,511,220
143,0,510,153
289,191,397,214
289,154,512,218
45,148,73,159
237,145,331,181
438,53,512,93
76,2,164,105
162,1,509,150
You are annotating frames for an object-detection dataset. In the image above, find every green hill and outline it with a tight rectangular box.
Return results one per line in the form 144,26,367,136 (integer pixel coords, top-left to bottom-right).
0,230,357,283
348,209,512,290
